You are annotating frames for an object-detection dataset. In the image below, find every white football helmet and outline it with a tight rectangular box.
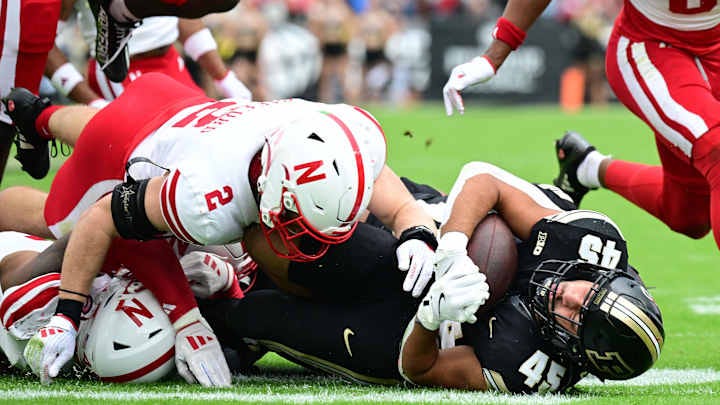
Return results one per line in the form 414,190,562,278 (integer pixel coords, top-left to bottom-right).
257,109,382,261
76,277,175,383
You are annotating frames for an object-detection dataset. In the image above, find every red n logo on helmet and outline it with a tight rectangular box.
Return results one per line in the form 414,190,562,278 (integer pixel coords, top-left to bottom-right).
294,161,326,185
116,298,154,327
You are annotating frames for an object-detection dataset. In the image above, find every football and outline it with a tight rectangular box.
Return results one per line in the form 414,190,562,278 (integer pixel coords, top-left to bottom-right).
467,213,518,310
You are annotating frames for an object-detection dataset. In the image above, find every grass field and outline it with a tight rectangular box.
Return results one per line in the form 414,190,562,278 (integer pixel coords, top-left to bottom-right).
0,103,718,404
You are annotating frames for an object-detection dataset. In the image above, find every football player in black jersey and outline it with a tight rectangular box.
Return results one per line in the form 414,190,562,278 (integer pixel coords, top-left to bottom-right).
201,161,664,393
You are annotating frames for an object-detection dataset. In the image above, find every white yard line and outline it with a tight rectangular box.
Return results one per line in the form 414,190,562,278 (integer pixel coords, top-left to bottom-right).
686,295,720,315
578,368,720,386
0,369,718,402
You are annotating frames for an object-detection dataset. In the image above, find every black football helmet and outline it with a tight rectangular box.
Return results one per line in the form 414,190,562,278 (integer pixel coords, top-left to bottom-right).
529,260,664,380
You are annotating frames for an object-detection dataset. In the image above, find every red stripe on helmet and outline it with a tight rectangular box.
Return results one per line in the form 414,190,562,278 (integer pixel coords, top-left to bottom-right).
100,347,175,383
322,112,365,222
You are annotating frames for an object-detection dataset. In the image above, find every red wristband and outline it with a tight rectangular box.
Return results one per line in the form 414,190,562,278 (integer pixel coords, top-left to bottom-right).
492,17,527,50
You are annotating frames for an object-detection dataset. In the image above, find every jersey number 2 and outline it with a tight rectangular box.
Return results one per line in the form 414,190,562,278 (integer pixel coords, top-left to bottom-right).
669,0,716,14
205,186,234,211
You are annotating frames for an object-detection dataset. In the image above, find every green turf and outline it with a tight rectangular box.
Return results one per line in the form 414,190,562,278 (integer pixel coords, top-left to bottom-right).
0,103,717,403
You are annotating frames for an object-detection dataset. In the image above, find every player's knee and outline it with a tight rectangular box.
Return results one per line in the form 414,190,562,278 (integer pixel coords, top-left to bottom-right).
666,218,710,239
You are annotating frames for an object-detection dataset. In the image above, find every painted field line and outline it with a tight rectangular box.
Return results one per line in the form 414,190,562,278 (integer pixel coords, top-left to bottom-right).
1,369,717,403
578,368,720,386
686,296,720,315
0,389,577,404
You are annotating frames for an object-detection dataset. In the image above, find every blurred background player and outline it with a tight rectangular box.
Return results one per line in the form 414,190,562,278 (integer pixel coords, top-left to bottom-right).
214,1,268,101
307,0,355,103
355,0,397,103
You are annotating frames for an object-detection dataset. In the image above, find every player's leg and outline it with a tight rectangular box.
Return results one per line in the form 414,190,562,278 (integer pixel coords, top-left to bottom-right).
603,145,710,238
44,73,210,238
0,187,52,238
201,290,416,382
89,0,238,83
121,0,239,18
556,27,719,242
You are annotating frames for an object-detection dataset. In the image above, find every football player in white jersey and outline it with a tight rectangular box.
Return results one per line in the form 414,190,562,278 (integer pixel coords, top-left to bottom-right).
1,72,438,384
443,0,720,254
0,231,241,383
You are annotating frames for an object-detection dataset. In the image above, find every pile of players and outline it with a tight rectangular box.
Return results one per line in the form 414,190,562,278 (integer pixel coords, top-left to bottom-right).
4,0,716,394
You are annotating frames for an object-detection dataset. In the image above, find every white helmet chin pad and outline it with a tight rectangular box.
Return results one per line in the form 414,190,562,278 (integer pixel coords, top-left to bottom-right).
76,277,175,383
256,109,381,259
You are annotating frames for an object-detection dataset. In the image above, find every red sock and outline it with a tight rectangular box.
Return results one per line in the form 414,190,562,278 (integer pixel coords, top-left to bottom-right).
34,105,62,140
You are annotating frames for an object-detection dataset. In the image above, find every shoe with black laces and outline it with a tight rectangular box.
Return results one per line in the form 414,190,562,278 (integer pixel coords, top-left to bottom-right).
2,88,52,180
553,131,597,206
88,0,140,83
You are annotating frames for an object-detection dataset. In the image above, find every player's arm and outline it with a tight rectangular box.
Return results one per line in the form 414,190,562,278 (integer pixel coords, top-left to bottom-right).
178,18,252,100
443,162,558,240
399,261,490,389
367,165,440,296
400,323,487,390
443,0,551,115
45,46,108,108
367,165,437,236
435,162,558,277
0,233,70,289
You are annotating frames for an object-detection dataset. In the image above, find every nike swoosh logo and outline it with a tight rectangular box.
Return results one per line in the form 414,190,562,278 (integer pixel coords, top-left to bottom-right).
343,328,355,357
488,316,497,339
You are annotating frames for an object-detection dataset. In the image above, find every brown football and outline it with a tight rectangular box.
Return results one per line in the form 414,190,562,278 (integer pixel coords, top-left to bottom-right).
467,213,518,310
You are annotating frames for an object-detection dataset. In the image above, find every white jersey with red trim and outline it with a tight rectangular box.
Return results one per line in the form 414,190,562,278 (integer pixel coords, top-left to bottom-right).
628,0,720,31
0,232,52,264
128,98,386,245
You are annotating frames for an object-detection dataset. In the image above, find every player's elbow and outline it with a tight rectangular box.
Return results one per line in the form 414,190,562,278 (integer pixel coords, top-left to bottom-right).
459,162,504,179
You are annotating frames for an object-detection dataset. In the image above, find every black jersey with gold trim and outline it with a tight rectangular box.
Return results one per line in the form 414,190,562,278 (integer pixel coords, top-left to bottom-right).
457,295,584,393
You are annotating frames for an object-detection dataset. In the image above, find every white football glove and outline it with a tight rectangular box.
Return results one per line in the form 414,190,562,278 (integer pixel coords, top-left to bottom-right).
416,260,490,331
23,315,77,385
214,70,252,101
443,56,496,115
397,239,436,298
174,311,232,387
181,252,236,299
433,232,470,278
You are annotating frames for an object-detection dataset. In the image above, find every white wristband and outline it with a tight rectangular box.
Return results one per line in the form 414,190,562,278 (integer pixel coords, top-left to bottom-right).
437,231,469,251
214,71,252,101
183,28,217,61
51,62,84,97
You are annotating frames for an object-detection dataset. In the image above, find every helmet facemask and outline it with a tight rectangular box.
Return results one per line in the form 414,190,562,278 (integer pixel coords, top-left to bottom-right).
258,187,356,262
529,260,664,380
256,112,375,262
529,260,618,367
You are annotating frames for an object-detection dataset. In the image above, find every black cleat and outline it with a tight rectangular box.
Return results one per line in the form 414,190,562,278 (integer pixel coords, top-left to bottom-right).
553,131,597,206
2,88,52,180
88,0,139,83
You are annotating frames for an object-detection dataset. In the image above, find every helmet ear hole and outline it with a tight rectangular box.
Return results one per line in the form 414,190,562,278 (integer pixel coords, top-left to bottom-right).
113,342,131,350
